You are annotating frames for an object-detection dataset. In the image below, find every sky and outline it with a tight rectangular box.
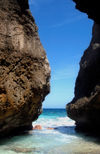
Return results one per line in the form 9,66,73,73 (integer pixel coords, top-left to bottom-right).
29,0,93,108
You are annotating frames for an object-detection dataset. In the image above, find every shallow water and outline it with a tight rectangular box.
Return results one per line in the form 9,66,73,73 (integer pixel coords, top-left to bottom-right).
0,109,100,154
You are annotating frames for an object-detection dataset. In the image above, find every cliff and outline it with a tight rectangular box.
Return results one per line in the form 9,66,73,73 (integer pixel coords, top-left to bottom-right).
73,0,100,23
0,0,50,136
67,0,100,133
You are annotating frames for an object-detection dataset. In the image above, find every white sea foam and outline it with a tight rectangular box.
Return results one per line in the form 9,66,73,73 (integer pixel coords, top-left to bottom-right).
32,116,76,140
33,116,75,128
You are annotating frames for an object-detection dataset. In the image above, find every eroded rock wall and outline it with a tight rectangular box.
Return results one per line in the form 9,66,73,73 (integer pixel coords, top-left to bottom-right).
67,0,100,133
73,0,100,23
0,0,50,136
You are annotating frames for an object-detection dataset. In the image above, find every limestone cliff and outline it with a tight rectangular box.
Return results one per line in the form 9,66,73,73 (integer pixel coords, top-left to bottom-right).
67,0,100,133
0,0,50,136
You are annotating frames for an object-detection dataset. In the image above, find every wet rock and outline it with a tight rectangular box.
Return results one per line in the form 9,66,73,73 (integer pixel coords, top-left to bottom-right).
0,0,50,136
32,125,42,130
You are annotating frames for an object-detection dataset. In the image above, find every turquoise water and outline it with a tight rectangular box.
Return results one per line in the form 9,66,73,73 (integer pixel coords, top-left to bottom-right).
40,108,67,118
0,109,100,154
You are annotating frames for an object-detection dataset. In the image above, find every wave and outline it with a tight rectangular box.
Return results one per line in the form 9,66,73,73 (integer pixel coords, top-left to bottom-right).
33,116,75,128
31,116,76,138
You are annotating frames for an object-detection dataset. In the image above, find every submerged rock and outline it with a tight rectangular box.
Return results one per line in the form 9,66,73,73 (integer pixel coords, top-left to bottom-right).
6,147,40,153
67,0,100,133
0,0,50,136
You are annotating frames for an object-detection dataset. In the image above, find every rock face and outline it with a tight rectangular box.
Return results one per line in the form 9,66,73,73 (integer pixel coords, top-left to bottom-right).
73,0,100,23
67,0,100,132
0,0,50,136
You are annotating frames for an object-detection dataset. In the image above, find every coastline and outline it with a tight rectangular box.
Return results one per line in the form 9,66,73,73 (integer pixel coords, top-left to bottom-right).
0,109,100,154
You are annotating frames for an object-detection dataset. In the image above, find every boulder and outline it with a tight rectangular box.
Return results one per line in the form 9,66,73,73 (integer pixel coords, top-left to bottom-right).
67,0,100,133
0,0,50,136
32,125,42,130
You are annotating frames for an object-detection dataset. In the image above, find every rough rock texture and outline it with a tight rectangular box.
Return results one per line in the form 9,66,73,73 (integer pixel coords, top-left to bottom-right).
73,0,100,23
0,0,50,136
67,0,100,133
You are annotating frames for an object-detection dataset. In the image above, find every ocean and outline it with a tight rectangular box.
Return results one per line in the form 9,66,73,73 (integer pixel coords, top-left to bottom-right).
0,109,100,154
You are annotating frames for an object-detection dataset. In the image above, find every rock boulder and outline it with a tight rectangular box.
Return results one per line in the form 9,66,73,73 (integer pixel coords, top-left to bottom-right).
0,0,50,136
67,0,100,133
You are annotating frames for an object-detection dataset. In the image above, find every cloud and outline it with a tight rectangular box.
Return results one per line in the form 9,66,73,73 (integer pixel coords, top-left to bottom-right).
29,0,87,28
29,0,35,4
29,0,54,6
52,64,79,81
51,14,86,28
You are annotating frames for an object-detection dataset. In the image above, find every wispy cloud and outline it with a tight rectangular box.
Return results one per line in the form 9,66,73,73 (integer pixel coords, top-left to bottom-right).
29,0,37,6
52,64,79,81
51,14,86,28
29,0,87,28
29,0,54,6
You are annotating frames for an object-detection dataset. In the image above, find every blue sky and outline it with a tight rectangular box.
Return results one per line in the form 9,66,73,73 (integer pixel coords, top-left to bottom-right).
29,0,93,108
